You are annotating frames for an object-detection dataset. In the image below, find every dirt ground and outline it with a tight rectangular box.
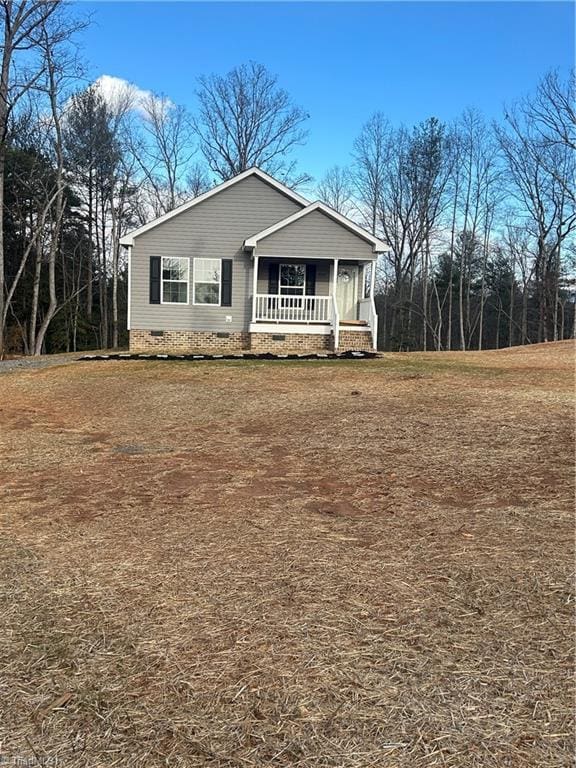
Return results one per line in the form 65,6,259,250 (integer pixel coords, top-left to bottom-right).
0,342,574,767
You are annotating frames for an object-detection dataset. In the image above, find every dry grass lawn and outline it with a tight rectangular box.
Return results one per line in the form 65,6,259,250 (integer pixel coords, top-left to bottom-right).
0,341,574,767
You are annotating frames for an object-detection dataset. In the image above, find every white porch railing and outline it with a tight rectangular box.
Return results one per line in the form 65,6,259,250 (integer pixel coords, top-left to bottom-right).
252,293,377,351
254,294,332,323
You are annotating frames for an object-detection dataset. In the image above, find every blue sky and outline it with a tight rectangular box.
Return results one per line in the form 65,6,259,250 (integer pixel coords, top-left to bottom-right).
74,1,574,181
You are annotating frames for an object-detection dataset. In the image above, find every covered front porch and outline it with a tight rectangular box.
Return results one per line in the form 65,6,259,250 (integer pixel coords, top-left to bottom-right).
249,256,378,350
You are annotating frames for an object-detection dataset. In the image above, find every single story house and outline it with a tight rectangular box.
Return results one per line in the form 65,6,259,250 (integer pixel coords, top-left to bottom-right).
120,167,387,353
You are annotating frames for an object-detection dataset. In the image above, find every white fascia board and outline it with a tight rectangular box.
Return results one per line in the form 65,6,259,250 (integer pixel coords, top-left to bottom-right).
126,245,132,331
244,201,389,254
251,253,377,262
119,167,310,246
249,322,332,334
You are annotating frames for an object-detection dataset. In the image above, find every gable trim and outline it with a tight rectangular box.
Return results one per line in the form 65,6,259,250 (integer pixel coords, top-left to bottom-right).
243,201,388,254
120,167,310,246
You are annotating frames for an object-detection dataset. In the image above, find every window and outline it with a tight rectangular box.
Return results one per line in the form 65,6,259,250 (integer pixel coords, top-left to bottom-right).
161,257,189,304
194,258,221,305
280,264,306,296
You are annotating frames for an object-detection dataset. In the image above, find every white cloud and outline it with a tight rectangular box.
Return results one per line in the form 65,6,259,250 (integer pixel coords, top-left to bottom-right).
94,74,152,113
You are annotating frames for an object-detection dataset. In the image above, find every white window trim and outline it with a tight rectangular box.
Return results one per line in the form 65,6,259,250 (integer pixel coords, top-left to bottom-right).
279,263,307,296
161,256,190,305
193,257,222,307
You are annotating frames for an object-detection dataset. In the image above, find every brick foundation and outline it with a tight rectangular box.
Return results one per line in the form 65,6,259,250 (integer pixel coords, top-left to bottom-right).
130,329,250,353
130,328,374,354
249,332,334,353
338,329,374,351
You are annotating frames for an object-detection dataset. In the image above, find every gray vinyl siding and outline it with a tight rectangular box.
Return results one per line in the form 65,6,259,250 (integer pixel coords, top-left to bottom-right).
256,210,376,260
257,258,331,295
130,175,302,332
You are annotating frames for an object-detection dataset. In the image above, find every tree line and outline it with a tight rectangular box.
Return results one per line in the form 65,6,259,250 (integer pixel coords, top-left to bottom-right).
323,80,575,351
1,0,574,355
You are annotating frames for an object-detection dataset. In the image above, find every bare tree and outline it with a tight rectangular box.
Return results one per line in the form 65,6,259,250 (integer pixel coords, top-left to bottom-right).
409,118,453,350
456,109,482,350
496,94,575,343
133,92,196,216
194,61,309,185
376,119,451,350
449,109,502,350
108,90,138,348
316,165,354,216
530,70,575,152
109,154,137,348
0,0,72,356
0,1,86,355
184,161,211,198
351,113,390,235
525,71,576,217
504,222,536,344
444,126,462,350
31,27,64,354
2,107,61,347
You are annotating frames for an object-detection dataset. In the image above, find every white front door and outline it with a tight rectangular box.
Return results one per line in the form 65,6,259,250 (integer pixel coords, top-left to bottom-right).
336,265,359,321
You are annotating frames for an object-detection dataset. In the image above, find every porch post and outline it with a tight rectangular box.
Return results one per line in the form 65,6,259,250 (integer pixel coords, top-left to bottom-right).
370,259,377,351
333,257,339,323
332,257,339,351
252,253,259,322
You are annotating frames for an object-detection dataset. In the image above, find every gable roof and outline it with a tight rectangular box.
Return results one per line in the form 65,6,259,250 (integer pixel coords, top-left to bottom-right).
119,167,310,246
243,201,388,254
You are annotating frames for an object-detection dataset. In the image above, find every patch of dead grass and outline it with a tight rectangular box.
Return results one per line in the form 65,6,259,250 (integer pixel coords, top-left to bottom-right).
0,342,574,766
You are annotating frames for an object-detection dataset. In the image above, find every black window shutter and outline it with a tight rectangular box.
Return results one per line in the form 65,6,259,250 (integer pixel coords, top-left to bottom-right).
305,264,316,296
268,262,279,294
149,256,161,304
221,259,233,306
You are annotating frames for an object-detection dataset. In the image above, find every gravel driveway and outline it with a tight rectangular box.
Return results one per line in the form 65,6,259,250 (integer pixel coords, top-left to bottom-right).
0,353,81,374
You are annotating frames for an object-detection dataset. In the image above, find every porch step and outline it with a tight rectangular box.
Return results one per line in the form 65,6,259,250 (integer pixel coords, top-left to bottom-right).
340,320,368,327
338,328,374,352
